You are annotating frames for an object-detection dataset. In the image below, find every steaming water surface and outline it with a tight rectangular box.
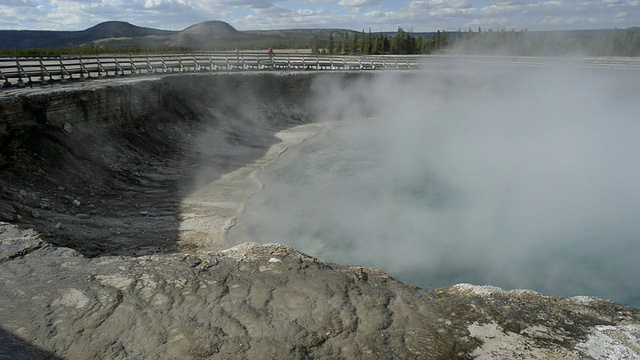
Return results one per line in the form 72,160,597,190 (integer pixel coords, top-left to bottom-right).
231,64,640,308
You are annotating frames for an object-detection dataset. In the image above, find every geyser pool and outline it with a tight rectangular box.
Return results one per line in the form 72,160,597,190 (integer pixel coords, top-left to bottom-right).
230,64,640,308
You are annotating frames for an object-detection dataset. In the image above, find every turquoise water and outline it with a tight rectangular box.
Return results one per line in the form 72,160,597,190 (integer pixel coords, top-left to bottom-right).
232,68,640,308
231,119,640,308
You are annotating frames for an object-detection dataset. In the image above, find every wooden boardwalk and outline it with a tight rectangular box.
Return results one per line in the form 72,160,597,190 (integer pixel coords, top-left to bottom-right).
1,52,639,88
0,52,420,88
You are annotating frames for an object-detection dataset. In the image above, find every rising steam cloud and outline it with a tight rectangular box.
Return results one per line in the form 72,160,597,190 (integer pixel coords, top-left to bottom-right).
231,62,640,307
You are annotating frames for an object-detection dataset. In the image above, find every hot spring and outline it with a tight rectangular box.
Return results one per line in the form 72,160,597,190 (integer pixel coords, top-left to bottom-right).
229,62,640,308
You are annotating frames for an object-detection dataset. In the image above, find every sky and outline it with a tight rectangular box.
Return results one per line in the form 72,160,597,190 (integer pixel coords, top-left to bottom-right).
0,0,638,32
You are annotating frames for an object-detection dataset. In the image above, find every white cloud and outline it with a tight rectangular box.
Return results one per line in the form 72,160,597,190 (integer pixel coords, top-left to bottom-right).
364,9,383,17
541,15,583,25
0,0,639,32
296,8,315,15
338,0,383,13
338,0,384,6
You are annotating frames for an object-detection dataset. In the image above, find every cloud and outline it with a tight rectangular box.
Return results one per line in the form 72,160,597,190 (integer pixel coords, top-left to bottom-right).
338,0,383,13
221,0,274,9
364,9,384,18
0,0,639,32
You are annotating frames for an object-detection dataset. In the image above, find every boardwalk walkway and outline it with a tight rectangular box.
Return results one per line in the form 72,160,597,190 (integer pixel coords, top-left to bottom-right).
0,52,420,88
2,52,639,88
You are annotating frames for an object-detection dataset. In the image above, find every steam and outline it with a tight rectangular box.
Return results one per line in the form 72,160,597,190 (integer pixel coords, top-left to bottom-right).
231,62,640,307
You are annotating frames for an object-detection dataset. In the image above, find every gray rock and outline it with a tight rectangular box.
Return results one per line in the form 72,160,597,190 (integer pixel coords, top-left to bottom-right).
31,209,40,218
0,225,638,360
0,202,15,213
72,199,81,207
0,211,14,221
63,122,73,134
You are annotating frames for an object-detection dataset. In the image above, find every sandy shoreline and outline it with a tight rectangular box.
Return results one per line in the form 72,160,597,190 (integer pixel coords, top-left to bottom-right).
177,122,328,251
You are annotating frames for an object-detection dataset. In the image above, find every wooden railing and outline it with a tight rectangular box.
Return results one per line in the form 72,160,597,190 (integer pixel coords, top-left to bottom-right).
0,52,421,88
1,52,639,89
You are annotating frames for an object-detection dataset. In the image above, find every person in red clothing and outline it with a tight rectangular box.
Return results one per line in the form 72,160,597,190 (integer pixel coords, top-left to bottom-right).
267,48,274,68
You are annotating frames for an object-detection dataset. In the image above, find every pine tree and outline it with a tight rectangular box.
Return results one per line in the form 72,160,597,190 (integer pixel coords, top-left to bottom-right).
374,33,385,54
336,35,343,54
363,29,372,54
383,34,391,53
351,32,359,54
328,33,335,54
342,33,350,54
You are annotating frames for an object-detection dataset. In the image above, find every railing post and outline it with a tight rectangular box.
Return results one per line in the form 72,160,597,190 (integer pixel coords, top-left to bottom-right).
161,55,168,73
38,58,48,85
59,56,69,82
130,54,138,74
114,55,123,76
96,56,106,77
15,59,27,87
0,67,9,88
177,56,184,72
78,57,87,78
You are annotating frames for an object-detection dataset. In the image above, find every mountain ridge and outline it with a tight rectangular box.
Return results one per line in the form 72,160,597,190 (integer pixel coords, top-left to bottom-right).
1,20,637,54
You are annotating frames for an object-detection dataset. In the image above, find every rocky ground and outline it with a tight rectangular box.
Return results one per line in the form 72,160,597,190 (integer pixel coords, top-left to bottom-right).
1,73,640,358
0,73,313,256
2,222,640,359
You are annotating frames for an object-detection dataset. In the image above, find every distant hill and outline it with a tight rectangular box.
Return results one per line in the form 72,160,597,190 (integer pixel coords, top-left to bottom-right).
1,21,637,56
164,21,255,48
0,21,175,49
0,20,356,51
88,24,362,51
82,21,175,40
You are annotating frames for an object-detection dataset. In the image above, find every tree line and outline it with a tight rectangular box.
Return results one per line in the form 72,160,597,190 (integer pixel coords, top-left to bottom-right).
310,26,640,57
311,27,449,55
1,27,638,57
448,27,640,57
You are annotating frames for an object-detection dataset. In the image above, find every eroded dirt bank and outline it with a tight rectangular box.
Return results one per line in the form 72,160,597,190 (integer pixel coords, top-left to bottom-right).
0,73,320,256
1,72,640,359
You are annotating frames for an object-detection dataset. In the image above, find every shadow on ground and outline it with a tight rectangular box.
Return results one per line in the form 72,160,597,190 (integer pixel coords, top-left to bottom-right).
0,73,314,257
0,327,61,360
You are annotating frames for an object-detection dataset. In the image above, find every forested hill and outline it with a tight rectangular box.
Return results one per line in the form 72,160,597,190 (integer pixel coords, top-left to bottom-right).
447,28,640,57
1,20,638,57
310,27,640,57
0,21,175,50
